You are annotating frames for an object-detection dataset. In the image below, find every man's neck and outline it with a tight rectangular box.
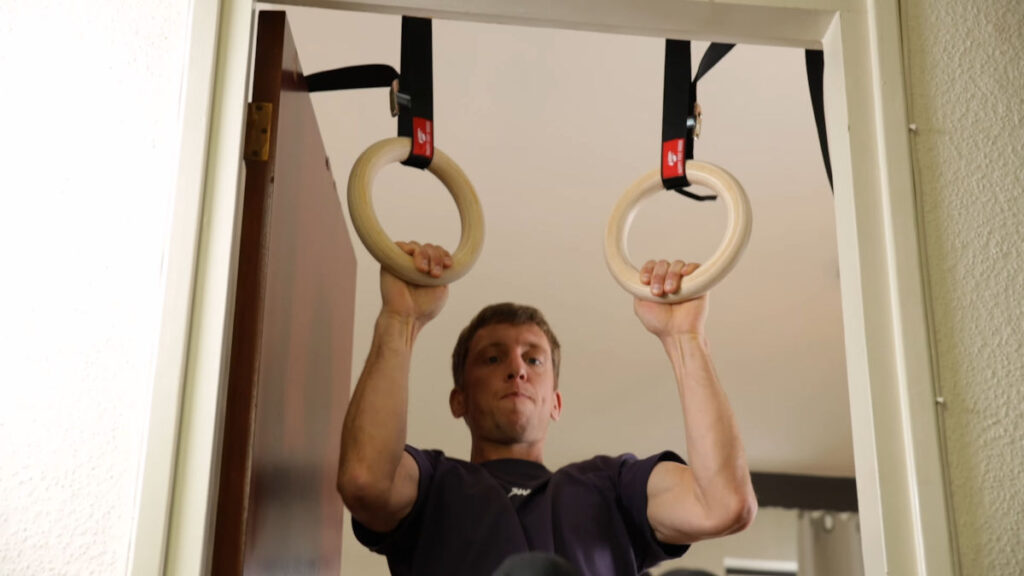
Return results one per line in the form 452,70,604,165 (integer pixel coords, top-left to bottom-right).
470,440,545,464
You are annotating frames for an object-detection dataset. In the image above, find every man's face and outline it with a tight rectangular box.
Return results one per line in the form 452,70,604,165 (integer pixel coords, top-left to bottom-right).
450,323,562,445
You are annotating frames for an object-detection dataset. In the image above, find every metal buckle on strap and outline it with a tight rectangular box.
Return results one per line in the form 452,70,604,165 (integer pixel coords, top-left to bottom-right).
389,78,412,117
687,102,703,139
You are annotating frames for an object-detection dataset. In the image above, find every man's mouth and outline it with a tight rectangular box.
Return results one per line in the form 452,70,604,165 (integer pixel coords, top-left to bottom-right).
502,391,531,400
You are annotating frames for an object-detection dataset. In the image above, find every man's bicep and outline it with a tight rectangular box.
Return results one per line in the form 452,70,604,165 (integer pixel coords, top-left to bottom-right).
350,450,421,534
390,450,421,518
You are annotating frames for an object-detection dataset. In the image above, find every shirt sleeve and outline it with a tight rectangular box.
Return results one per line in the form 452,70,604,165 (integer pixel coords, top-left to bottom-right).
616,451,690,569
350,445,438,557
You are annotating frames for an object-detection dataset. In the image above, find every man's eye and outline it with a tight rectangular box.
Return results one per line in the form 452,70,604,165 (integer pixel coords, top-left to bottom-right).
528,357,543,366
485,355,500,364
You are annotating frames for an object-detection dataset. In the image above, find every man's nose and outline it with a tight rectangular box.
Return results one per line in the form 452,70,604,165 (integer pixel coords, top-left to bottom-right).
506,358,526,381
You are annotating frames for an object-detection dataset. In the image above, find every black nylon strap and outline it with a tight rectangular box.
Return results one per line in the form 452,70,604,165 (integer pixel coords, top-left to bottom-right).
805,49,833,192
661,39,693,191
305,64,399,92
694,43,735,84
399,16,434,169
661,41,734,199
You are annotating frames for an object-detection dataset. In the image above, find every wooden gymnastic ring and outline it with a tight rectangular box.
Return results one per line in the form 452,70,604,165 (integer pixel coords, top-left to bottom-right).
347,137,484,286
604,162,752,302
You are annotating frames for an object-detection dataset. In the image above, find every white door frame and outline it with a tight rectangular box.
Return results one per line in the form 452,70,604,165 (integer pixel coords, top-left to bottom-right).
130,0,958,574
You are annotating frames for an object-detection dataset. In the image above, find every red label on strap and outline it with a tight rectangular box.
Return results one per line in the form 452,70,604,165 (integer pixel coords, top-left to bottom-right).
413,117,433,159
662,138,686,179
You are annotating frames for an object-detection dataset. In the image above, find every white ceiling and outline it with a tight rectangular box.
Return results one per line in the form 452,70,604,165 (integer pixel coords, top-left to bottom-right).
282,6,853,480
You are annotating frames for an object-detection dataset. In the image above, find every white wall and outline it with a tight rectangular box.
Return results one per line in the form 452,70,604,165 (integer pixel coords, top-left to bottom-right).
0,1,188,574
903,1,1024,574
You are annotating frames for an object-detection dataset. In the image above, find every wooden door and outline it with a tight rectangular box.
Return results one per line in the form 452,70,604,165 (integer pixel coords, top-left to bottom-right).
212,10,356,575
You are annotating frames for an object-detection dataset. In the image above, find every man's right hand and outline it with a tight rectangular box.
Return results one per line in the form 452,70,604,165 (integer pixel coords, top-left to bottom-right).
340,240,447,533
380,241,453,326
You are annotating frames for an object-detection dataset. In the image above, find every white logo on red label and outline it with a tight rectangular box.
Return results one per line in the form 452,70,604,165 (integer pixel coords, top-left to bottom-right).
662,138,686,178
412,118,433,158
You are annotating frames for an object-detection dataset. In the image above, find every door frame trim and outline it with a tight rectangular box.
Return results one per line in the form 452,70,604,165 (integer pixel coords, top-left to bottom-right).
128,0,255,574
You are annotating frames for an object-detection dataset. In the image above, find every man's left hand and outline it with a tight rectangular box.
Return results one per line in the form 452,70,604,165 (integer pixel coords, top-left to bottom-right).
633,259,708,339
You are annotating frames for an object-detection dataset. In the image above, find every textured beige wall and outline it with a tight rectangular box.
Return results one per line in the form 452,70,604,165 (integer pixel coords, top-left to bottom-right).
0,1,187,574
902,1,1024,574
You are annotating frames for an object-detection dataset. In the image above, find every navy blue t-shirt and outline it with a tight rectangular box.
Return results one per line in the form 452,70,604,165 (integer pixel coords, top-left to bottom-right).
352,446,689,575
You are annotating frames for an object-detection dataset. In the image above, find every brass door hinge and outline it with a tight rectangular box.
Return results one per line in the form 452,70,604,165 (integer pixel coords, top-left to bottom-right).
245,102,273,161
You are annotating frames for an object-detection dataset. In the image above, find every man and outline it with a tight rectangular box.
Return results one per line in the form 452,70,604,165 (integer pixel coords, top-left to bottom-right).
337,241,757,575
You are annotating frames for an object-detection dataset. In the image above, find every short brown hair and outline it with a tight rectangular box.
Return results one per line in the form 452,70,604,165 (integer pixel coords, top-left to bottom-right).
451,303,561,389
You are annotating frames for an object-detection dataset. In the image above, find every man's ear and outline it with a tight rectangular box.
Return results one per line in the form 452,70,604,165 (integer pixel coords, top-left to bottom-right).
550,390,563,422
449,387,465,418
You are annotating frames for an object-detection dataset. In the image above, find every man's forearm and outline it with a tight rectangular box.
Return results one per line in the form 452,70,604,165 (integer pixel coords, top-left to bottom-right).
663,333,755,520
338,311,420,496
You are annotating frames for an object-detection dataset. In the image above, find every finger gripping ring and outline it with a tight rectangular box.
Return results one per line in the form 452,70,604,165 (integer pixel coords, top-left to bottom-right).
347,137,485,286
604,162,752,303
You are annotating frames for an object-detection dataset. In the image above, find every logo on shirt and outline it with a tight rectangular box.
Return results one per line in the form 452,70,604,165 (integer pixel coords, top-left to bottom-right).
508,487,532,498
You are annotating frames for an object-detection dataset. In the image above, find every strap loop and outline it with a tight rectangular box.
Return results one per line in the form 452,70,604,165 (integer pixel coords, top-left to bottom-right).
302,18,435,169
398,16,434,169
661,40,693,191
805,49,833,192
661,40,734,199
305,64,398,92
